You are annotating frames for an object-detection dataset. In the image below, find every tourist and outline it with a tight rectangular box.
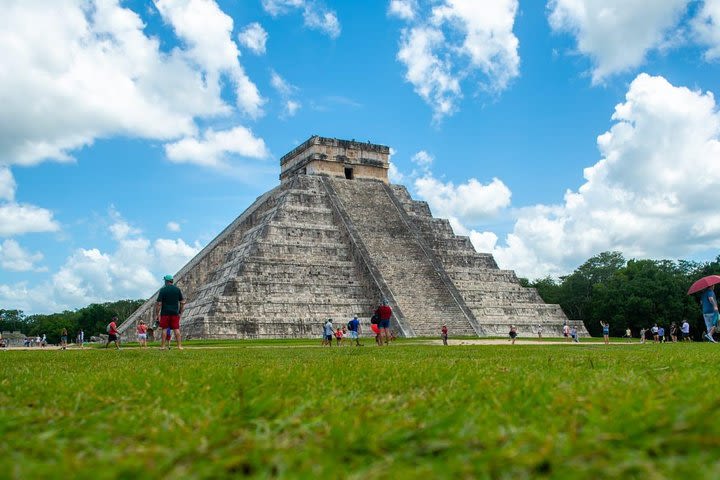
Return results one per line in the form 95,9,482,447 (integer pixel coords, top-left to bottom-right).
41,334,46,347
658,325,665,343
651,324,659,343
334,327,343,346
137,320,148,348
700,285,719,343
370,323,381,346
624,327,632,343
375,299,393,346
347,315,362,346
105,317,121,349
441,324,448,346
509,325,517,344
563,323,570,342
322,319,333,346
537,325,542,339
570,325,579,343
78,329,84,348
600,321,610,344
60,328,68,350
681,319,691,341
640,328,647,344
670,322,678,342
156,274,185,350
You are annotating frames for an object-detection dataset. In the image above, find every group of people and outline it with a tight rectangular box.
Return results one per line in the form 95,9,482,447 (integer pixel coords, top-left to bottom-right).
322,299,396,347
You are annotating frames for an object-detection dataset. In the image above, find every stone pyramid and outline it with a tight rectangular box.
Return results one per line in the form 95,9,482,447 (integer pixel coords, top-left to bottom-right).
118,136,583,339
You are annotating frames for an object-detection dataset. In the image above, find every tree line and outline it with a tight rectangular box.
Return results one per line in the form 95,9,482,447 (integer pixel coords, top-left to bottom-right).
0,299,144,344
520,251,720,338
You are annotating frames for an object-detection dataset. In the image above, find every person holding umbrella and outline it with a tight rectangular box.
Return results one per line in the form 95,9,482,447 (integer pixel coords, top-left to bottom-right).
700,285,719,343
688,275,720,343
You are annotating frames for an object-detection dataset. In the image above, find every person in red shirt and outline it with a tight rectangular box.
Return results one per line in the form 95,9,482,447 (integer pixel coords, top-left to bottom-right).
105,316,120,350
375,299,393,346
137,320,148,348
441,324,448,346
334,327,343,346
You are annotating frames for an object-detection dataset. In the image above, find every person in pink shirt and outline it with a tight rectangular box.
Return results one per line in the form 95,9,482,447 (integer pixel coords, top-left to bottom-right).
136,320,148,348
105,317,120,350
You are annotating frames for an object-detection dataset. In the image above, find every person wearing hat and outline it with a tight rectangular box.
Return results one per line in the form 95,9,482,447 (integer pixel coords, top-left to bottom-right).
155,274,185,350
322,318,334,346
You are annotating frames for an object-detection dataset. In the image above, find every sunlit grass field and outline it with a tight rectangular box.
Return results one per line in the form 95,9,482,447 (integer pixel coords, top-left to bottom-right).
1,340,719,479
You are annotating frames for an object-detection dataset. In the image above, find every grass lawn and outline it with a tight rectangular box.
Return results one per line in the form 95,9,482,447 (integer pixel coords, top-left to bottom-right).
1,341,719,479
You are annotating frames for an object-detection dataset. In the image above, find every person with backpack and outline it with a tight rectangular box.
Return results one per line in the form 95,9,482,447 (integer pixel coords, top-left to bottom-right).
347,315,363,346
105,317,120,349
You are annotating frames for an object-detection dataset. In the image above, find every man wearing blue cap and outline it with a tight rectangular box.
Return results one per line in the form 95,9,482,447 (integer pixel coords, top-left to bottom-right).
155,274,185,349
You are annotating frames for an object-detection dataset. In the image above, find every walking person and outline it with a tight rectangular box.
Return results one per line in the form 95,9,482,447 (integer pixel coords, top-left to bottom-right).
570,325,579,343
60,328,68,350
624,327,632,343
441,324,448,346
651,324,659,343
509,325,517,345
670,322,678,343
600,321,610,345
347,315,363,346
563,323,570,342
681,319,691,341
658,325,665,343
640,328,647,344
700,285,719,343
155,274,185,350
105,317,120,349
375,299,393,346
137,320,148,348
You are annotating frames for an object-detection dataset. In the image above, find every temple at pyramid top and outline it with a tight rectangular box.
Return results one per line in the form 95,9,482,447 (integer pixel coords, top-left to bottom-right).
280,136,390,183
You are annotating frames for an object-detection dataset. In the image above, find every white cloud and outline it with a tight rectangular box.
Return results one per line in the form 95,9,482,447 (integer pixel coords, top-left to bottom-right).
411,150,434,169
238,22,268,55
547,0,690,83
415,175,512,224
0,239,44,272
285,100,301,117
154,0,264,118
692,0,720,60
167,221,181,232
394,0,520,120
261,0,340,38
484,74,720,279
0,212,202,313
0,167,16,201
0,203,60,236
165,126,270,168
271,71,297,96
388,162,405,183
0,0,247,167
389,0,417,20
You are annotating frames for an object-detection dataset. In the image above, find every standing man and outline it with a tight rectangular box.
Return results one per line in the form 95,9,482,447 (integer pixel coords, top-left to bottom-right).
105,317,120,349
441,324,448,346
156,274,185,350
348,315,362,346
701,285,719,343
375,299,393,346
78,329,84,348
681,319,691,341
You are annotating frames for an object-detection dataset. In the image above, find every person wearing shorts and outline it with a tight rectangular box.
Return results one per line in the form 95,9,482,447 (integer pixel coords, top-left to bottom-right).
375,299,393,346
105,317,120,349
347,315,362,346
681,319,691,341
156,274,185,350
137,320,148,348
509,325,517,345
701,285,719,343
60,328,68,350
322,319,334,346
600,321,610,345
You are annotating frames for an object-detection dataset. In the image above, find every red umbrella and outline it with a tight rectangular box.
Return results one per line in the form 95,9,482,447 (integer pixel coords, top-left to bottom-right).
687,275,720,295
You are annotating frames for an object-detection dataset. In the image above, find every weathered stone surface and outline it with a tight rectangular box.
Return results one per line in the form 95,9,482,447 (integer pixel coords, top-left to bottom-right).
118,137,586,340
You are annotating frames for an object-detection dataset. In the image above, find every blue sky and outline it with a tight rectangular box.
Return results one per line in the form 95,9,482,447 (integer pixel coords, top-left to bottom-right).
1,0,719,314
